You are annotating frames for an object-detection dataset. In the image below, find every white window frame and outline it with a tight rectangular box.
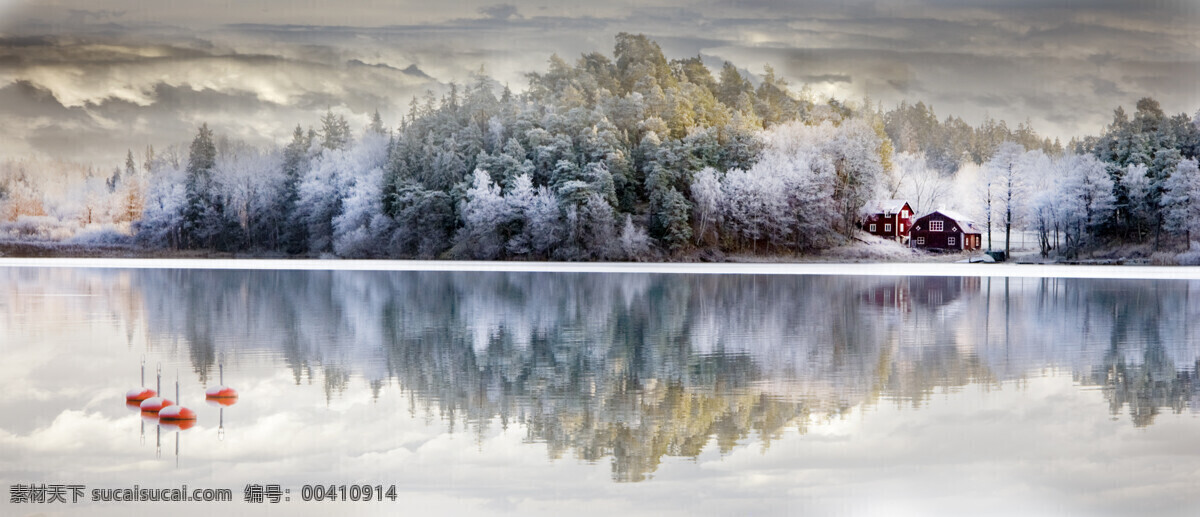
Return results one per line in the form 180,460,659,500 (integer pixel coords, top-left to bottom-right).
915,237,925,245
884,223,892,232
899,224,905,233
931,220,944,232
869,224,876,232
948,236,956,246
901,210,908,218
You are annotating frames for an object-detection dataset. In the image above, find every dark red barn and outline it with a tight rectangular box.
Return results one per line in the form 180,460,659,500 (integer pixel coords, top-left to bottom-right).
910,210,983,252
861,200,914,241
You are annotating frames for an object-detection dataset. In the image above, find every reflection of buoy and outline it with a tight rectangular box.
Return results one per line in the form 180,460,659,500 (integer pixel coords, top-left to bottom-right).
140,396,173,413
205,364,238,404
158,405,196,421
159,379,196,424
140,365,173,414
159,419,197,431
126,359,157,404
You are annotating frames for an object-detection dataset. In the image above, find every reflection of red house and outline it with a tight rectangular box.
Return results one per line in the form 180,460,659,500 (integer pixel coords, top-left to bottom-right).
860,280,911,313
861,200,913,241
910,210,982,252
909,276,981,307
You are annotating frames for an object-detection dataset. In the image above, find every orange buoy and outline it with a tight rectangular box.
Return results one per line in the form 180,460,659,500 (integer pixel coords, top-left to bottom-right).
205,386,238,399
159,379,196,423
205,396,237,407
125,360,157,403
140,396,173,413
126,387,156,403
139,365,173,414
205,364,238,404
159,419,196,431
159,405,197,421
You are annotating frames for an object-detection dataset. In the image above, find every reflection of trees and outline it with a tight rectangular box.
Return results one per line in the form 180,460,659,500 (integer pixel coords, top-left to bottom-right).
1049,279,1200,426
1092,342,1195,427
9,268,1200,480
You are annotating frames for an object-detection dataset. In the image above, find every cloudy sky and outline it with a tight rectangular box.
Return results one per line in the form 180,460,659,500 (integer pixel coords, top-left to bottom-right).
1,0,1198,167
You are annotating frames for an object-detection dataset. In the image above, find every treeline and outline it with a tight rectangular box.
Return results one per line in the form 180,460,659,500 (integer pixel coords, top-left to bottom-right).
883,101,1063,174
125,33,1053,259
976,98,1200,258
133,33,891,259
7,33,1194,260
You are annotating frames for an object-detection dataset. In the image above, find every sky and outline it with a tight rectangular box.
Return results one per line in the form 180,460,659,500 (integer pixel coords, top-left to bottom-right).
1,0,1198,168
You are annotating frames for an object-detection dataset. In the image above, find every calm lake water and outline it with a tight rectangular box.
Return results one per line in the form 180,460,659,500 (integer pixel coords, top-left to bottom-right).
2,267,1199,516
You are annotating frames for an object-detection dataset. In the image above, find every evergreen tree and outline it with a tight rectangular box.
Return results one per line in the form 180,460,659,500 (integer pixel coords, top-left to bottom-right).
320,109,352,150
182,123,217,248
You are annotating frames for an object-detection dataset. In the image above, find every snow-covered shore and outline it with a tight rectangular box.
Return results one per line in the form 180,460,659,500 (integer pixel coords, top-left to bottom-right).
3,254,1200,280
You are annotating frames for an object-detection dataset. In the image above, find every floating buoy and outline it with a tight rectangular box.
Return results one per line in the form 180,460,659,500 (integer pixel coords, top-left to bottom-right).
205,364,238,405
140,365,173,414
125,359,157,404
159,378,196,424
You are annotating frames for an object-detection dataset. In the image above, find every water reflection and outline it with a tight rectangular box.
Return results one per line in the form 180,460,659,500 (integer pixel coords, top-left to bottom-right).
3,269,1200,484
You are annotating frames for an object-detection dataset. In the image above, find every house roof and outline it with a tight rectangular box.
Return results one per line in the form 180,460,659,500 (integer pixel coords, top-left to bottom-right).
925,209,983,234
862,199,910,215
916,211,984,235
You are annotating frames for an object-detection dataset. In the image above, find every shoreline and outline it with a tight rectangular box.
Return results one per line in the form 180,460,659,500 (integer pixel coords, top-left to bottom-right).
3,256,1199,280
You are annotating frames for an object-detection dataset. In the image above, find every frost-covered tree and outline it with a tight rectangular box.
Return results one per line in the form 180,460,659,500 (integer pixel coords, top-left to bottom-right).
983,142,1025,253
1162,158,1200,242
332,164,392,258
215,148,283,250
525,186,564,256
181,123,218,249
895,152,951,216
458,169,510,259
1122,163,1154,241
690,166,722,245
298,134,388,254
618,214,651,260
320,109,352,151
135,165,186,248
1055,153,1115,254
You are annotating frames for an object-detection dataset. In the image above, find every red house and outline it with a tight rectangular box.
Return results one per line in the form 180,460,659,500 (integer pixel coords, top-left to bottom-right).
861,200,914,241
910,210,983,252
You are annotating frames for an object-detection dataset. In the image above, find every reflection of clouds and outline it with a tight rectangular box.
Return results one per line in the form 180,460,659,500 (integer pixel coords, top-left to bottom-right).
3,268,1200,513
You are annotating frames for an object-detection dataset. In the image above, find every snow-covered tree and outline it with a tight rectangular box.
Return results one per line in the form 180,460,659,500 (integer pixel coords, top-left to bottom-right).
618,214,651,260
181,123,217,248
1162,158,1200,242
1054,153,1115,254
1122,163,1154,241
980,142,1019,251
458,169,511,259
895,152,951,216
690,166,722,245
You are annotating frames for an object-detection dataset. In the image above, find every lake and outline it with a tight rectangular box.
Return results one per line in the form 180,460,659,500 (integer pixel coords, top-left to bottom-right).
2,265,1199,516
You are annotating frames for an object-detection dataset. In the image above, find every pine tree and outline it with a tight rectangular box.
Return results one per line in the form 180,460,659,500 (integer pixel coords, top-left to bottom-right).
182,123,217,248
369,109,386,135
320,109,351,150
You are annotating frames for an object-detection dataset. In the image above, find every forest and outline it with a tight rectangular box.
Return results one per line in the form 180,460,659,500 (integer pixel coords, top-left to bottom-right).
1,33,1198,261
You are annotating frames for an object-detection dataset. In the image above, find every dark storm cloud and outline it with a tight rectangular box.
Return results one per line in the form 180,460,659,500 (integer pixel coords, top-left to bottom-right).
0,32,441,164
0,0,1196,165
0,80,78,119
